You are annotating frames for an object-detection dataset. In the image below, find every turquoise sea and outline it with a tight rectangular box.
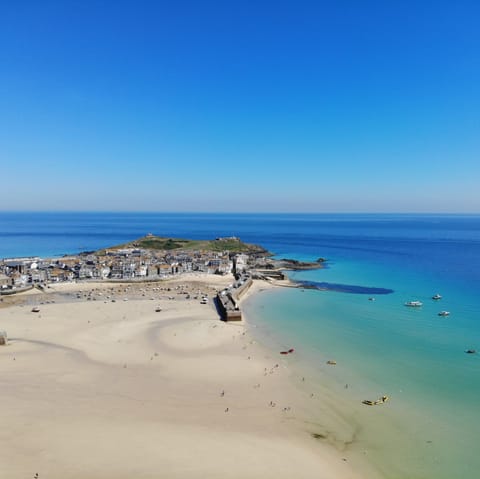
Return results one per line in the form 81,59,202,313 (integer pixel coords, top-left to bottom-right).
1,212,479,478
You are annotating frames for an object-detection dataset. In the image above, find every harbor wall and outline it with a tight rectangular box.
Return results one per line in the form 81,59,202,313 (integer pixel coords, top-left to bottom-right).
216,277,252,321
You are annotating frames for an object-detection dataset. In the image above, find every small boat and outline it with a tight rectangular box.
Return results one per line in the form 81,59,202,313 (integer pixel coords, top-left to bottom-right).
326,360,337,365
362,395,389,406
405,301,423,307
280,351,289,355
288,348,295,353
155,307,162,312
465,349,476,354
438,311,450,317
31,307,40,313
432,294,442,300
368,297,376,301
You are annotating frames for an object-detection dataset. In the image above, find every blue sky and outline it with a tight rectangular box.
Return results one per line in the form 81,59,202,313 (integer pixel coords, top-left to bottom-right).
1,1,479,212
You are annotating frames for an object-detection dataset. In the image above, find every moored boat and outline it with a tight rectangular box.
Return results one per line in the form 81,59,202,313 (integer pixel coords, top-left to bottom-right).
405,301,423,307
432,294,442,300
438,311,450,317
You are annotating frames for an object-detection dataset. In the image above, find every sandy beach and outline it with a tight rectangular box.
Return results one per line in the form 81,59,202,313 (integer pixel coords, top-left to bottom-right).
0,274,375,479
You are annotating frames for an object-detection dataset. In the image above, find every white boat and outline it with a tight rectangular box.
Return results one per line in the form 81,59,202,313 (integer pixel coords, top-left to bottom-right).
438,311,450,316
405,301,423,307
432,294,442,300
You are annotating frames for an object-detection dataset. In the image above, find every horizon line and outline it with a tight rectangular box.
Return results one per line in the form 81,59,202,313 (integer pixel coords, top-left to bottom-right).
1,210,480,216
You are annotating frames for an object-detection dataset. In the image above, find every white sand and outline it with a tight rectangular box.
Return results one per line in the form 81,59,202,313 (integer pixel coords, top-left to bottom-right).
0,276,374,479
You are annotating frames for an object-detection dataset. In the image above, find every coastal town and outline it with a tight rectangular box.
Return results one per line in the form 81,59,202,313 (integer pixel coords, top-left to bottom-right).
0,235,325,324
0,235,269,292
1,234,295,322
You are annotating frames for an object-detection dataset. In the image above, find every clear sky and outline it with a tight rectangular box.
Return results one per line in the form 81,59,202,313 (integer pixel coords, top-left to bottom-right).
1,1,479,212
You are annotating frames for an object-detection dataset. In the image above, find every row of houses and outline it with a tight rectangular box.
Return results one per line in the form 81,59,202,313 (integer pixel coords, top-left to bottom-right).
0,249,252,291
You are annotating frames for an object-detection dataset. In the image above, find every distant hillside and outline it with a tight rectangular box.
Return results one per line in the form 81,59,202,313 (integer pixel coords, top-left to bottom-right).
97,235,269,255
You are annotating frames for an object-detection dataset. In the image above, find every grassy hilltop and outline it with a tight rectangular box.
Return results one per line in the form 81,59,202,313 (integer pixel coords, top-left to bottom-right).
97,235,268,255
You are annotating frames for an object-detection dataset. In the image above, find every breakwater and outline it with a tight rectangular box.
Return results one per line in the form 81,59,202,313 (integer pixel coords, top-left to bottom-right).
216,276,253,321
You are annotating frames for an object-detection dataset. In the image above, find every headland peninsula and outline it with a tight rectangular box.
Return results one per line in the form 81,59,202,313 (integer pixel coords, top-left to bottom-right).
0,234,323,294
0,235,377,479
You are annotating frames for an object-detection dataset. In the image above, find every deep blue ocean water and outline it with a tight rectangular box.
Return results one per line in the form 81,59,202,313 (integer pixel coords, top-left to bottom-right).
1,212,479,478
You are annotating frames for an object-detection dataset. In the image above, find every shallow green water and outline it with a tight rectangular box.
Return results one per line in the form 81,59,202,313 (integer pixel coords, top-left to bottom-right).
244,261,480,478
